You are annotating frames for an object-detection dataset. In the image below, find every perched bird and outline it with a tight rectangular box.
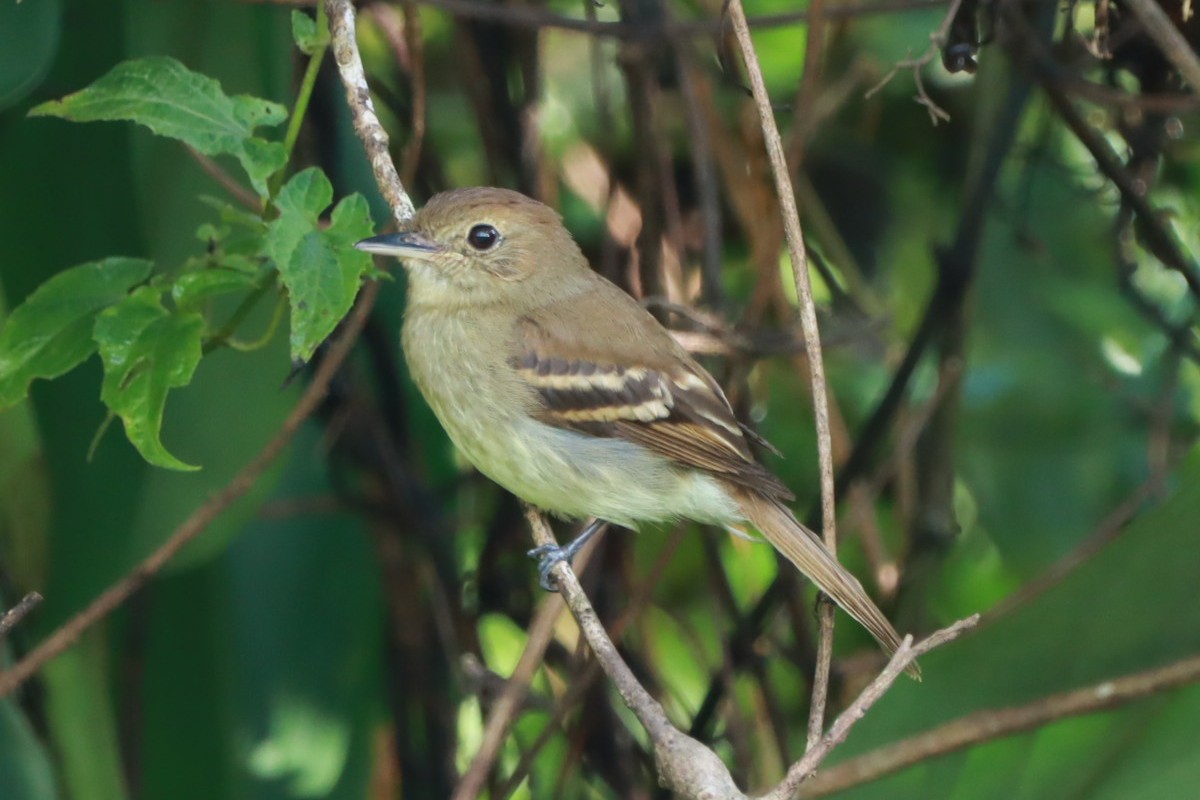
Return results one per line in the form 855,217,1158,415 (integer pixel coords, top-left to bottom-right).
357,187,911,668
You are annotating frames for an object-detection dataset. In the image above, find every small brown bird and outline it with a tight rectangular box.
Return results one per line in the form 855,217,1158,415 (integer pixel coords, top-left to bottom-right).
357,187,910,667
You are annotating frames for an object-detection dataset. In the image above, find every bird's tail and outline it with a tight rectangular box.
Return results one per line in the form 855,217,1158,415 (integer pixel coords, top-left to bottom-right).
733,489,920,679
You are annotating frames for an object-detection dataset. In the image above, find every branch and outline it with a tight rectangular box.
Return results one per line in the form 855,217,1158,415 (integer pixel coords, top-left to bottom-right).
528,506,975,798
451,595,568,800
526,508,747,798
327,0,416,225
0,592,43,639
758,616,978,800
450,532,603,800
863,0,966,124
725,0,841,747
796,648,1200,797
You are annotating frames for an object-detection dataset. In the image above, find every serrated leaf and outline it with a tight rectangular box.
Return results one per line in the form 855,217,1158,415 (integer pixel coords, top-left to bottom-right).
264,168,374,361
94,287,204,470
0,257,153,408
30,56,287,197
291,10,327,55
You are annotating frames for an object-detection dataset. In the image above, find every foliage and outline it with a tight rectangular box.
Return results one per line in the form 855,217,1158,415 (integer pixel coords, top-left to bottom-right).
1,46,375,468
1,1,1199,799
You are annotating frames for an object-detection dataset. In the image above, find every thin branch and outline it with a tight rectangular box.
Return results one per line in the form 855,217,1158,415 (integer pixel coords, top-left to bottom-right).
796,647,1200,797
326,0,416,225
495,525,688,800
0,592,43,639
525,508,747,800
450,532,602,800
863,0,965,124
758,615,979,800
1011,7,1200,300
726,0,841,748
187,146,261,211
0,282,380,700
530,498,974,799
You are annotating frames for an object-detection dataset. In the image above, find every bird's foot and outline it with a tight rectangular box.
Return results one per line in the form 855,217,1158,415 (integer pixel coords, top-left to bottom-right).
527,518,606,591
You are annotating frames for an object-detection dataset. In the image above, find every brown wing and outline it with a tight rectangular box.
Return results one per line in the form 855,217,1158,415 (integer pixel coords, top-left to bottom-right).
511,312,793,503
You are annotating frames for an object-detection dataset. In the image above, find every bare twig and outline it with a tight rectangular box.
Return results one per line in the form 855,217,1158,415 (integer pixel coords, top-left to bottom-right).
726,0,841,748
525,507,747,799
326,0,416,225
450,532,602,800
0,592,43,639
759,615,979,800
796,647,1200,797
864,0,966,123
0,282,380,700
495,525,688,800
529,502,973,798
363,2,427,189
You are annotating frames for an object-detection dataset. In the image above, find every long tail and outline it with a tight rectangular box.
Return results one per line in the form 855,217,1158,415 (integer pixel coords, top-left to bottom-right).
733,488,920,679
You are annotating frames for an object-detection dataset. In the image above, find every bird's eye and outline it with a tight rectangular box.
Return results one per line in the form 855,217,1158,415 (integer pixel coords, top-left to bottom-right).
467,224,501,251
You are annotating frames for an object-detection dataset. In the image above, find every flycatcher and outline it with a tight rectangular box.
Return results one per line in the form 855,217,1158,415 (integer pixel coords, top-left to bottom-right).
357,187,910,666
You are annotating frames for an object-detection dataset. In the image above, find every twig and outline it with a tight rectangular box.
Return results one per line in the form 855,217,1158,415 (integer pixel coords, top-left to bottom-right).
0,592,43,639
758,615,978,800
495,525,688,800
530,499,974,798
452,599,566,800
187,146,261,210
450,532,602,800
362,2,428,189
726,0,841,749
795,646,1200,797
326,0,416,225
525,508,747,799
1121,0,1200,90
0,282,380,700
864,0,966,124
1011,7,1200,300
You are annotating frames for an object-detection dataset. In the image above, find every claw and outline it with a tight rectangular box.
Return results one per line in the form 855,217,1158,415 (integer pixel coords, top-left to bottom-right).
527,518,607,592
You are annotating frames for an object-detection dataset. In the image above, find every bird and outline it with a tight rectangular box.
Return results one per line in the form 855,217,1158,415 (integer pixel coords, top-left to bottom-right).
356,187,913,671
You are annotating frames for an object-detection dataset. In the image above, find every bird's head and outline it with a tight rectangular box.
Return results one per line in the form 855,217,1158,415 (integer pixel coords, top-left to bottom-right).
356,187,586,307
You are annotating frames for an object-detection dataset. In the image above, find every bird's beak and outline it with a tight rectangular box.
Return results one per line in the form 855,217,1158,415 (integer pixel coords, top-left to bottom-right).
355,231,443,260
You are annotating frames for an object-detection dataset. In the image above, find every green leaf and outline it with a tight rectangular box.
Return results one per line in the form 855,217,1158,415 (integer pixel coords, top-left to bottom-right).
291,10,327,56
264,168,374,362
94,287,204,470
29,56,287,197
0,257,153,408
171,269,261,312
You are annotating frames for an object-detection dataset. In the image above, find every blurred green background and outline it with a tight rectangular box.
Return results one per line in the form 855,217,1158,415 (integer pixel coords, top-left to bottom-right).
2,0,1199,798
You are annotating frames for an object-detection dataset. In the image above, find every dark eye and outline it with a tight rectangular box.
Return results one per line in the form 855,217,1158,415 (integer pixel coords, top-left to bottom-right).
467,224,500,251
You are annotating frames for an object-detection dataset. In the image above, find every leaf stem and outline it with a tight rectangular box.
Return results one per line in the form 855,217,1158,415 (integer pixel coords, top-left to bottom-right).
268,5,330,204
225,293,288,352
202,271,280,355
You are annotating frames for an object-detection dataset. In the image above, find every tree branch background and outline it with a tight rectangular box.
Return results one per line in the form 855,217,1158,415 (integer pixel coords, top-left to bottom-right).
1,0,1200,798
